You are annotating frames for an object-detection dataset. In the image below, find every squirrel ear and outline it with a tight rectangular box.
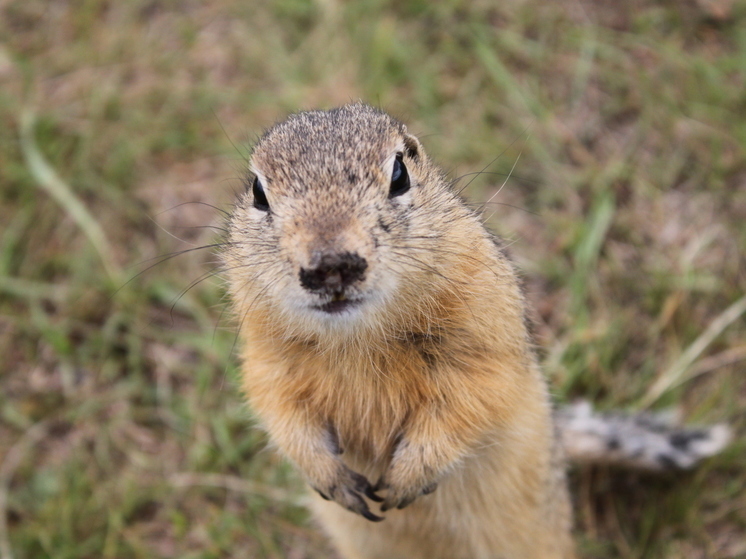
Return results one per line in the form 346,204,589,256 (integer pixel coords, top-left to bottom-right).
402,132,422,161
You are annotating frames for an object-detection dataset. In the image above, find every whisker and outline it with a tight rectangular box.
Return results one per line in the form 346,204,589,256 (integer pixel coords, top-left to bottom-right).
212,108,250,166
449,170,541,189
464,201,539,218
456,121,534,195
155,200,231,218
111,242,235,300
169,224,230,234
168,264,230,325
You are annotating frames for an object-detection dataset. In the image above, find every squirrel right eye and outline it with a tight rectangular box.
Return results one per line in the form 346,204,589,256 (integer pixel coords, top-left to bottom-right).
389,153,410,198
252,177,270,211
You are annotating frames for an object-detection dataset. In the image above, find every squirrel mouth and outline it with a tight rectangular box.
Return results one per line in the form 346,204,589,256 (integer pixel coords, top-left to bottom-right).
314,293,361,314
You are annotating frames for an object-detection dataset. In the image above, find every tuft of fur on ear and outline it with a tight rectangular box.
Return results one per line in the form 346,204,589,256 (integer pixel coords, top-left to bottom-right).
556,401,732,470
402,132,422,161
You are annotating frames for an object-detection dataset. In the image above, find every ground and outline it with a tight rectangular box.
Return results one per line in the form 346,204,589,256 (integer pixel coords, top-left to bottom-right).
0,1,744,557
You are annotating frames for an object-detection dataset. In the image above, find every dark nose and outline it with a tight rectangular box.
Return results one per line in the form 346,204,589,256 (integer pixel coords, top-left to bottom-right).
299,252,368,294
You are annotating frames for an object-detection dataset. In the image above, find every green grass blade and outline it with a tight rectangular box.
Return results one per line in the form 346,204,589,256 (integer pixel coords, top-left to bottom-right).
19,111,122,283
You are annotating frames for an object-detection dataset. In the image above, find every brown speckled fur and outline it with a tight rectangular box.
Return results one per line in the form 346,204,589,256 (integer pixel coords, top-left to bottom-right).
224,104,574,559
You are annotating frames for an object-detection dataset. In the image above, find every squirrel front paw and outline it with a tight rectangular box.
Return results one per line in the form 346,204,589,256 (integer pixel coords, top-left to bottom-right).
376,440,441,511
311,464,384,522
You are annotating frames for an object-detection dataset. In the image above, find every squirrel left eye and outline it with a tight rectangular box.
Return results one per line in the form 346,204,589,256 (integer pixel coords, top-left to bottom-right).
389,153,410,198
252,176,270,211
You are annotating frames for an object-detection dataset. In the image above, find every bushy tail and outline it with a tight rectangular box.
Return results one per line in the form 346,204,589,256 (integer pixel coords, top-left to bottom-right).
555,401,732,470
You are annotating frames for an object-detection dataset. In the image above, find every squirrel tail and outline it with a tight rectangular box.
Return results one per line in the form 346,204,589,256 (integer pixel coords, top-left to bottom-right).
555,401,732,470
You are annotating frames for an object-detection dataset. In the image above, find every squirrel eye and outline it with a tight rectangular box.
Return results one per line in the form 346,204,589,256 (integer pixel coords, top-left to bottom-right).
389,153,410,198
252,176,270,211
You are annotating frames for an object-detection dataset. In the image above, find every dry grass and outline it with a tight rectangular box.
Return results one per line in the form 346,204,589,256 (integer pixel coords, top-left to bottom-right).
1,0,744,557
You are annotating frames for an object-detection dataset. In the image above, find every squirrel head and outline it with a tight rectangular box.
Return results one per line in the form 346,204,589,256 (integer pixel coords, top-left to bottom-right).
224,103,476,340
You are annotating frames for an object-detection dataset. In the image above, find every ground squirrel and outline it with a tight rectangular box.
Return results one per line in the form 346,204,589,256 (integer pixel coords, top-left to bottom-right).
222,103,730,559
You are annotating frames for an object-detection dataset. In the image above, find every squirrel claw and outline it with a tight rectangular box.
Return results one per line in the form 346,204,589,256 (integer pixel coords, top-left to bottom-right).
361,509,385,522
313,467,387,521
365,486,384,502
381,494,414,512
396,495,417,510
421,482,438,495
314,488,331,501
344,487,384,521
380,481,439,511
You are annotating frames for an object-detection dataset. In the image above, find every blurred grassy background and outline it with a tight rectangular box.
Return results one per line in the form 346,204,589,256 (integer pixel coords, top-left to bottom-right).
1,0,745,557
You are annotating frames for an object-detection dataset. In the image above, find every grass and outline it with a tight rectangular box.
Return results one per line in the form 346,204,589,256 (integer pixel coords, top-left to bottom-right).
1,0,745,557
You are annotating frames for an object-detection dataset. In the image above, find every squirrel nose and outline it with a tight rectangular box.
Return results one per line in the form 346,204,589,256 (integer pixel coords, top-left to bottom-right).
299,252,368,294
